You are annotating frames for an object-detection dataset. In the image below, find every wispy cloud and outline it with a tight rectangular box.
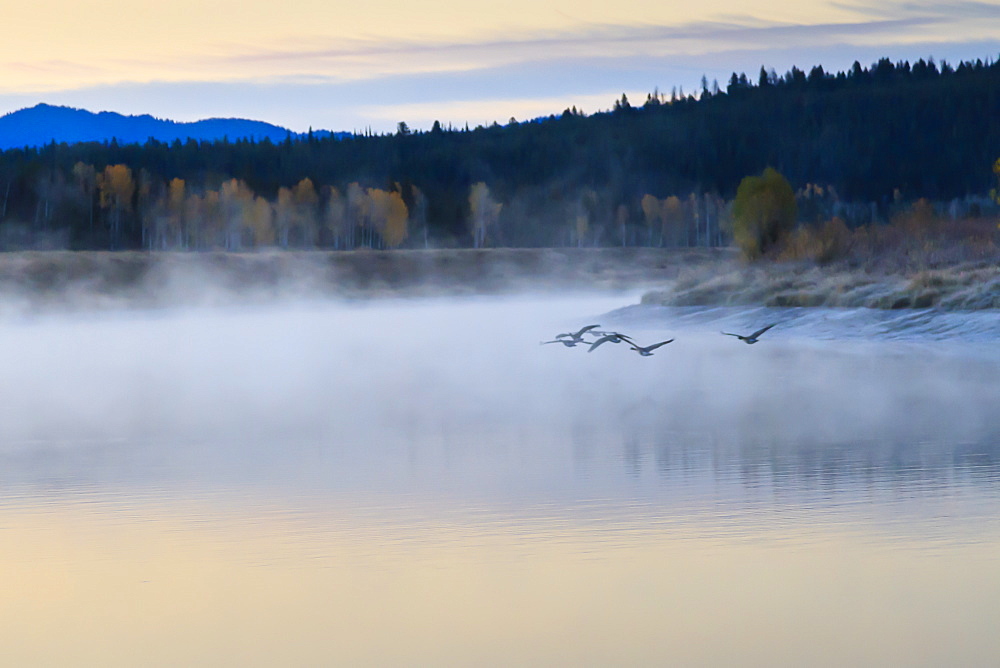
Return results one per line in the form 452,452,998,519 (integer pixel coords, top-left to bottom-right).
204,15,951,81
6,8,992,93
1,3,997,132
834,0,1000,20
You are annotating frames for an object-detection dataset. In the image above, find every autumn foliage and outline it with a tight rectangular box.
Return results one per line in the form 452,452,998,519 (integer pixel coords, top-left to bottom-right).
731,167,797,259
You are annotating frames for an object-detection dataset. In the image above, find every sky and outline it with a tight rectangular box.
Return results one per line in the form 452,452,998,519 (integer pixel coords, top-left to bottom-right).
1,0,998,133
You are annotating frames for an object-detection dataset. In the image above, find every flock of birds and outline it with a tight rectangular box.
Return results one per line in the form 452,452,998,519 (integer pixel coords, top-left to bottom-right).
541,323,777,356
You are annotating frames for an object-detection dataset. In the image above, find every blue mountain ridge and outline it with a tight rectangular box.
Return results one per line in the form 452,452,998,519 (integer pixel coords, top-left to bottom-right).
0,103,343,150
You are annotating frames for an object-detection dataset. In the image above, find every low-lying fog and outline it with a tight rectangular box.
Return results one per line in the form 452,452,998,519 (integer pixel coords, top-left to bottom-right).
2,292,998,514
4,288,1000,666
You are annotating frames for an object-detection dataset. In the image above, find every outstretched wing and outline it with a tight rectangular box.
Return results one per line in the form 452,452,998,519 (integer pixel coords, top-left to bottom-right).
588,335,613,352
750,323,776,339
574,324,601,338
721,331,742,338
644,339,674,352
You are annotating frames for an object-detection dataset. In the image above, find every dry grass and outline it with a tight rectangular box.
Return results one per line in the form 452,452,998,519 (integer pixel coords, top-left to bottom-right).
775,204,1000,272
643,256,1000,311
642,207,1000,310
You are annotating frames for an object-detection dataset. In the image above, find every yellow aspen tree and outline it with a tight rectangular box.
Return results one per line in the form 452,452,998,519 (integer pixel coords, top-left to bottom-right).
383,191,409,248
662,196,683,246
365,188,389,247
97,164,135,248
292,178,319,246
641,194,662,246
248,196,275,246
367,187,409,248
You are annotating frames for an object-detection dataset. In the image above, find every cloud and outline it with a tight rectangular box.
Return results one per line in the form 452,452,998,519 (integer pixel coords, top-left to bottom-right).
196,15,956,82
4,32,996,136
834,0,1000,20
6,7,996,95
1,5,997,134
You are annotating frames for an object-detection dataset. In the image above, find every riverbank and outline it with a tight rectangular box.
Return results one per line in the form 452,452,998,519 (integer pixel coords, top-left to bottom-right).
0,247,996,313
0,248,731,312
640,258,1000,310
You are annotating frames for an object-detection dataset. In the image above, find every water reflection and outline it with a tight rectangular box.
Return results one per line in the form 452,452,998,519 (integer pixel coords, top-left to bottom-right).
1,298,999,665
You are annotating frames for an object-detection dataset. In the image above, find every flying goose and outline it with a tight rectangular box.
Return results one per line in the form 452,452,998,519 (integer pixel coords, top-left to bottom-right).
627,339,675,356
721,323,776,344
543,323,601,347
555,324,600,340
541,337,589,347
588,332,634,352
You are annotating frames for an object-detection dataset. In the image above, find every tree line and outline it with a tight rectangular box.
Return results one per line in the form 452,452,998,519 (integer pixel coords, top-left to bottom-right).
0,54,998,251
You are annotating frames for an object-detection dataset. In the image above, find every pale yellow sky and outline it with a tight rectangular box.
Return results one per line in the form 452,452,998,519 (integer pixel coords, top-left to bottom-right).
1,0,855,89
2,0,998,130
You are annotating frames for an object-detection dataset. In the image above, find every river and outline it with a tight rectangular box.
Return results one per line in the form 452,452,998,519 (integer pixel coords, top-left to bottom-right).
1,295,998,666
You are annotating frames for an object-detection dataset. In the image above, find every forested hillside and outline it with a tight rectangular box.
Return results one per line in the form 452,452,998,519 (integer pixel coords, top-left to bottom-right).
0,56,998,251
0,104,318,151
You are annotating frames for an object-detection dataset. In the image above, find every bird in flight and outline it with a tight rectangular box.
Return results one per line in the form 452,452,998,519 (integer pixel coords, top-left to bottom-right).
543,324,600,347
555,324,600,341
626,339,675,356
541,337,588,347
587,332,634,352
721,323,776,344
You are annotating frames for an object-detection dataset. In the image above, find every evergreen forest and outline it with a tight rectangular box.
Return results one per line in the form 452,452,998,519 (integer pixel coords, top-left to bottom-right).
1,55,998,252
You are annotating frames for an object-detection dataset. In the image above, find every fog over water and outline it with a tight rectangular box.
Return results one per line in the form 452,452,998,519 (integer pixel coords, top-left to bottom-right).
1,288,999,665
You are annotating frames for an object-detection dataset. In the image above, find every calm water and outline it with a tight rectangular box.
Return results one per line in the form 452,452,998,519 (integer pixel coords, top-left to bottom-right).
1,296,999,666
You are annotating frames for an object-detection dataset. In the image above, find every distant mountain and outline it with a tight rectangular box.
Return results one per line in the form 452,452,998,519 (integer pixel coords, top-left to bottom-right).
0,103,341,150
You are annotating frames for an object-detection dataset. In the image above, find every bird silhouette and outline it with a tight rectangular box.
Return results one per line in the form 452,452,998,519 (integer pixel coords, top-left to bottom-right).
555,324,600,340
721,323,776,344
627,339,675,356
543,324,600,347
540,338,589,347
588,332,634,352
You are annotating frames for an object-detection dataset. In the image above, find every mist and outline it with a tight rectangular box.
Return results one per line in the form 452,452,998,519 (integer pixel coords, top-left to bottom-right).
3,261,1000,668
2,275,998,507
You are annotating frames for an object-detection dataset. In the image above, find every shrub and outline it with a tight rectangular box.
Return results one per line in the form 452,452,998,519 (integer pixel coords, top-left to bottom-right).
732,167,797,259
780,217,851,263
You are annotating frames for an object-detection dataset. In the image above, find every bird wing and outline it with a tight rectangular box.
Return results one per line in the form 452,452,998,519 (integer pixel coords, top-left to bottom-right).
588,336,612,352
575,324,600,337
721,331,742,338
645,339,674,351
750,323,776,339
